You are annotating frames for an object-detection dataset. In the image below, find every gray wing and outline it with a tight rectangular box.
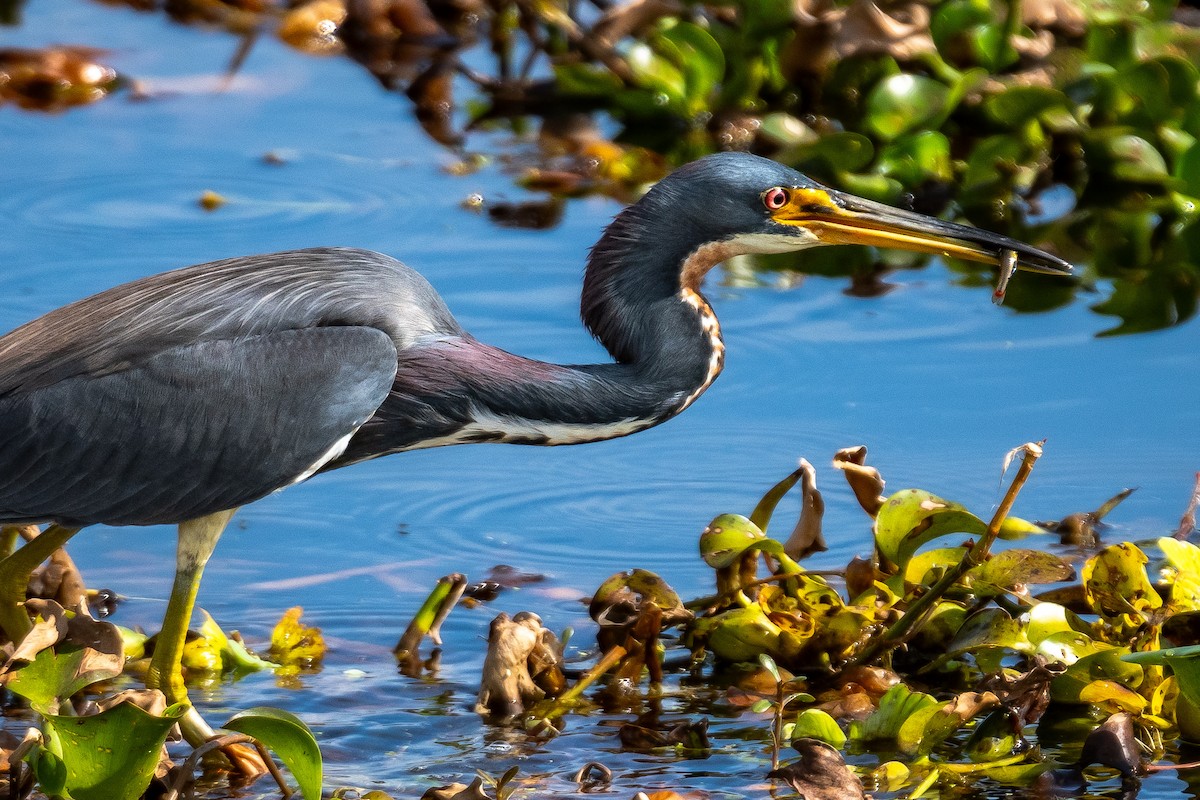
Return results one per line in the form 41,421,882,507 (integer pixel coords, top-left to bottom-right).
0,326,398,526
0,247,463,395
0,247,459,527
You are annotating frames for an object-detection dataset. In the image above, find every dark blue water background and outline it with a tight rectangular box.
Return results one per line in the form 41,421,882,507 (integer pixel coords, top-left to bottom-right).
2,2,1198,795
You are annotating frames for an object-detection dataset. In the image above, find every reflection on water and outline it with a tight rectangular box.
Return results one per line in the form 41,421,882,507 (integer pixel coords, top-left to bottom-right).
1,3,1199,798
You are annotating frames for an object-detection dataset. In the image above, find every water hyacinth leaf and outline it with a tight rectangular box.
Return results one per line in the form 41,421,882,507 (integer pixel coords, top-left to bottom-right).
877,131,952,185
224,707,323,800
1091,133,1171,184
969,23,1019,72
1158,537,1200,611
903,546,969,586
654,22,723,113
962,135,1028,193
552,63,623,97
625,41,686,107
1082,542,1161,629
875,489,984,567
5,641,124,715
850,684,940,744
929,0,990,51
1176,141,1200,198
30,746,68,798
1024,602,1090,647
1034,630,1109,667
1121,56,1199,121
1051,649,1143,704
749,467,803,532
199,610,277,673
984,86,1071,126
699,514,765,568
945,608,1030,670
870,761,910,792
1123,644,1200,708
965,708,1020,761
786,131,875,173
41,700,186,800
973,549,1074,593
864,74,951,140
700,605,781,663
791,709,846,748
898,691,999,756
1078,679,1147,714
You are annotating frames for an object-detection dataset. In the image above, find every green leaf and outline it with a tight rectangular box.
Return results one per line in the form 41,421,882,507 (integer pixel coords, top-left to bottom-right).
552,63,623,97
699,514,765,568
30,746,68,799
865,74,951,140
972,549,1075,593
877,131,952,185
1051,648,1143,703
625,41,686,107
944,608,1031,672
42,701,187,800
655,21,724,113
758,652,781,683
750,698,773,714
6,643,124,715
984,86,1071,127
850,684,940,743
223,707,323,800
1123,644,1200,708
874,489,984,567
199,610,276,673
749,467,804,533
791,709,846,748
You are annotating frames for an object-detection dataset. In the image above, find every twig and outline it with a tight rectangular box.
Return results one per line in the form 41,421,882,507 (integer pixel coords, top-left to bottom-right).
163,734,291,800
1175,472,1200,540
846,442,1044,668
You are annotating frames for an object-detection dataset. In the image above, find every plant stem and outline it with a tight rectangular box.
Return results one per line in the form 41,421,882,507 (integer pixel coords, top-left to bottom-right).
847,442,1043,668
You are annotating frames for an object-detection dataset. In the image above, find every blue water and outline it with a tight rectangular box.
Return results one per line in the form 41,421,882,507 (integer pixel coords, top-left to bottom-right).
2,2,1197,796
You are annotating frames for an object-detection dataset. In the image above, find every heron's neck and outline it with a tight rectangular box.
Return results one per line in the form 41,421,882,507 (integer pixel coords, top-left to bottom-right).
333,221,730,463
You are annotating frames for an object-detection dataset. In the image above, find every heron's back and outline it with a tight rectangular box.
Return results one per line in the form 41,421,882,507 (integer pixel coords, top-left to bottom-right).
0,248,457,527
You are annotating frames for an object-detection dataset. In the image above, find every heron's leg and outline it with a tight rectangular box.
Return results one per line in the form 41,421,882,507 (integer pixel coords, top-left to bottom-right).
0,525,80,643
145,509,237,715
144,509,268,779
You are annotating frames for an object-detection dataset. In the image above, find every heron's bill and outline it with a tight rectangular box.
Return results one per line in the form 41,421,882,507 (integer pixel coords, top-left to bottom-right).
771,187,1073,276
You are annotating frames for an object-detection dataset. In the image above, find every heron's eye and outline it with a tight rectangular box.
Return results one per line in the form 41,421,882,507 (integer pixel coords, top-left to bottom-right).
763,187,790,211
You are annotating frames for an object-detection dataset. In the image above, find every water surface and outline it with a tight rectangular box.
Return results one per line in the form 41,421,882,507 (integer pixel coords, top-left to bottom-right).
2,3,1198,796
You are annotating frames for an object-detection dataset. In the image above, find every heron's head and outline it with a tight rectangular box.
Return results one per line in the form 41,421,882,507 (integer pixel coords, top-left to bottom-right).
642,151,1072,277
584,152,1071,363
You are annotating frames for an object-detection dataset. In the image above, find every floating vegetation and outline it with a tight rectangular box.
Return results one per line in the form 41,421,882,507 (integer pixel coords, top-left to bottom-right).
4,444,1199,797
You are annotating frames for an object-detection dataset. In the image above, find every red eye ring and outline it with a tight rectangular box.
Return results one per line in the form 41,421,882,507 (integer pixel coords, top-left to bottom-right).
763,187,790,211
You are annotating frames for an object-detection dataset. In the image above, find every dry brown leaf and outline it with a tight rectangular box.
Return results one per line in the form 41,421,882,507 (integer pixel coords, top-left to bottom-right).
278,0,348,54
1079,712,1144,777
784,459,827,559
421,777,490,800
833,446,886,517
768,738,866,799
0,46,118,110
4,600,68,668
475,611,549,717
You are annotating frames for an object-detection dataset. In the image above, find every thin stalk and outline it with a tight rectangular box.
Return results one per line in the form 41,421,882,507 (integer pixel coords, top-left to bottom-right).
847,442,1043,668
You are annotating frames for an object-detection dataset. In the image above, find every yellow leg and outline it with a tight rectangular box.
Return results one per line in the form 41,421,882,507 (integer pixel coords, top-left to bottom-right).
146,509,236,718
144,509,268,779
0,525,80,643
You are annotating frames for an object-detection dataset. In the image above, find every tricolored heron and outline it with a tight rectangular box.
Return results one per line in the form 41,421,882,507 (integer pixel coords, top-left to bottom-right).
0,152,1069,742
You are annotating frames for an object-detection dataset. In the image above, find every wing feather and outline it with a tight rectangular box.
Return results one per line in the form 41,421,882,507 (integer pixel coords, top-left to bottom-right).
0,326,398,526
